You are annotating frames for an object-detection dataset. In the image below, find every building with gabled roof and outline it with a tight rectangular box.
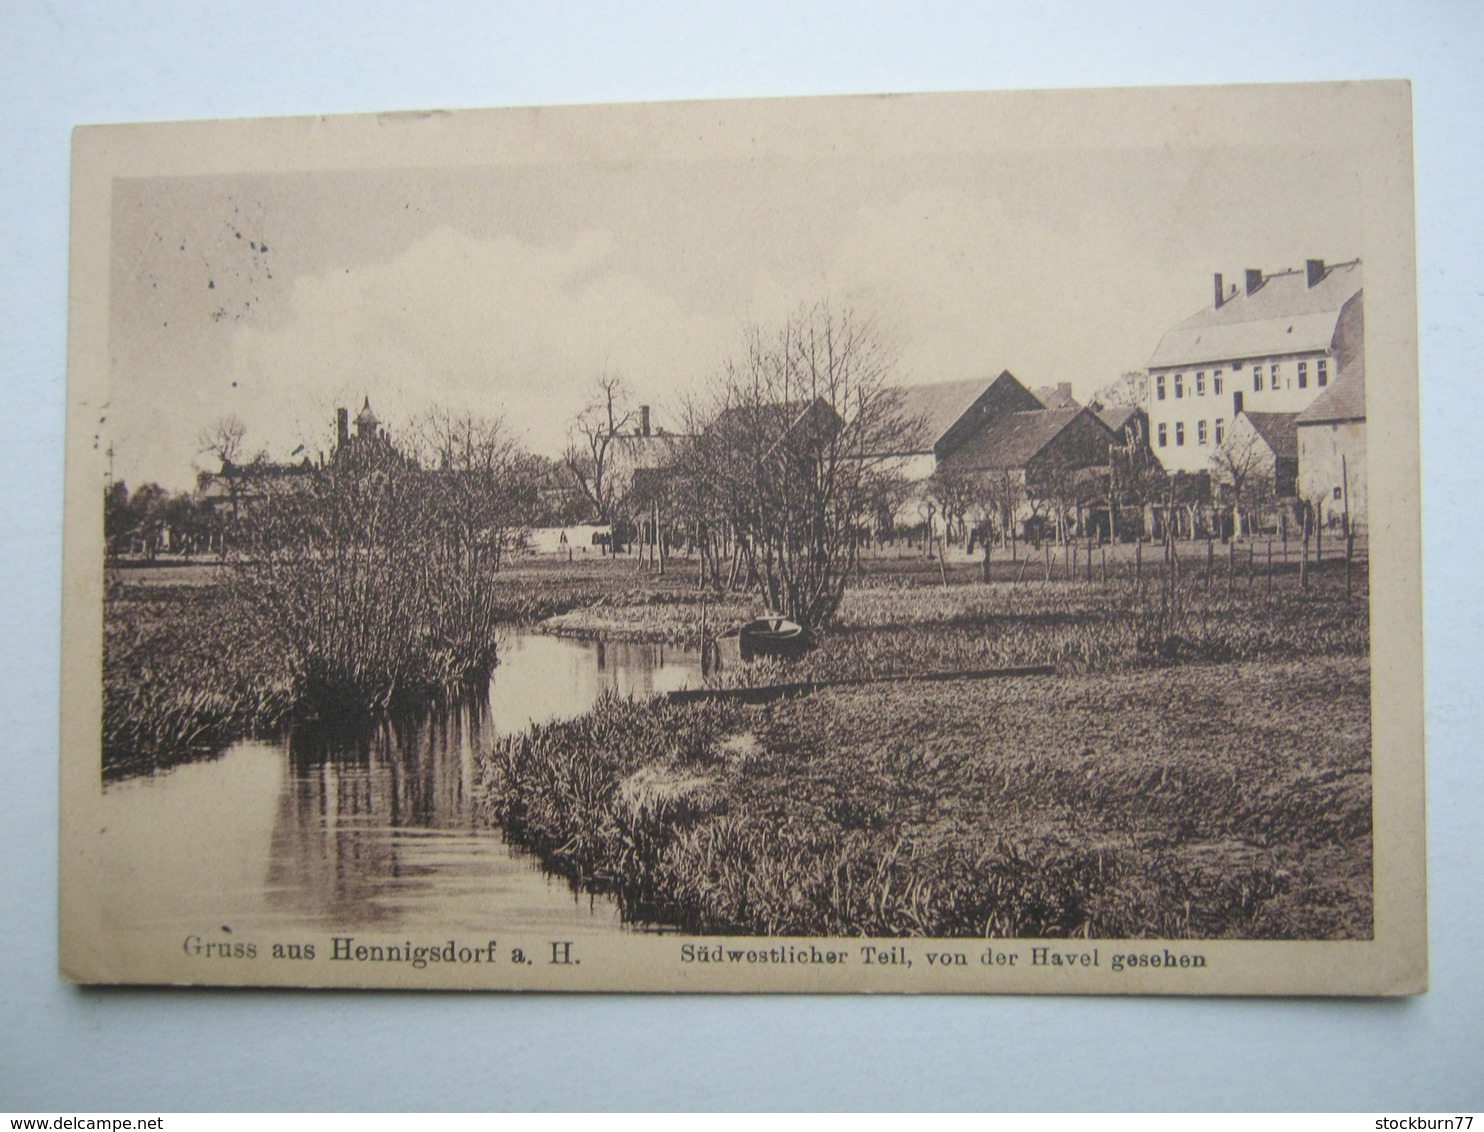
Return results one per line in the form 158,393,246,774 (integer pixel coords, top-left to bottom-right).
1220,410,1299,500
881,370,1045,476
864,371,1047,530
1095,404,1149,450
1297,354,1367,532
1147,258,1362,474
940,406,1116,485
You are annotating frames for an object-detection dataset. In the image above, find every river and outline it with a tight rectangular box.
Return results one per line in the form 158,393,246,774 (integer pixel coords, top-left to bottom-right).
98,630,705,939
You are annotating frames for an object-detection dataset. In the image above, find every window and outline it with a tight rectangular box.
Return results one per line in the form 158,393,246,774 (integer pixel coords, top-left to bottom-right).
1198,420,1208,445
1175,422,1185,446
1174,374,1184,399
1298,361,1308,389
1157,422,1167,447
1318,359,1329,387
1270,363,1280,388
1195,371,1206,396
1156,374,1166,401
1215,418,1225,444
1213,370,1224,395
1252,365,1263,392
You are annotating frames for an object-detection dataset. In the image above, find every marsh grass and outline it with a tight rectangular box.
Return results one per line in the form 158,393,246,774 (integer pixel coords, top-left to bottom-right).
474,657,1372,939
102,579,295,776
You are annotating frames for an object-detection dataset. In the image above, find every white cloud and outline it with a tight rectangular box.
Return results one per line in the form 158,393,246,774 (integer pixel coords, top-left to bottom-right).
216,225,736,464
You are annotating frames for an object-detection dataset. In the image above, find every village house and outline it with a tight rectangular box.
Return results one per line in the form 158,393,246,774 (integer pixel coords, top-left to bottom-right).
1296,354,1367,533
1146,258,1363,476
1220,410,1299,500
937,402,1118,539
608,405,685,485
888,371,1046,475
615,405,690,555
1095,404,1149,451
938,405,1116,486
871,371,1047,529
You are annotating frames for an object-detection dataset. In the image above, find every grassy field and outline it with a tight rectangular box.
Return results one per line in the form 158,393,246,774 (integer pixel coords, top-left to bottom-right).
477,546,1373,940
479,656,1370,938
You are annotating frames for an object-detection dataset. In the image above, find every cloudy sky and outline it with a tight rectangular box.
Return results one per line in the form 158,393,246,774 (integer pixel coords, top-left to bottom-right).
107,127,1363,491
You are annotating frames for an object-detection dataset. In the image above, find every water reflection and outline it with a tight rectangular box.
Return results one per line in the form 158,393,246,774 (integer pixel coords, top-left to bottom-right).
489,632,702,735
101,630,703,938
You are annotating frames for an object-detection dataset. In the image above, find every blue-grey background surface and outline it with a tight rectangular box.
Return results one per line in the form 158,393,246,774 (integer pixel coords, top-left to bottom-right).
2,0,1480,1111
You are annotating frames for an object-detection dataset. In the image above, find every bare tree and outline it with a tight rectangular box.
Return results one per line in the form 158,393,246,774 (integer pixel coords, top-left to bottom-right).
198,414,247,469
1209,426,1273,540
926,464,978,549
972,469,1025,550
1110,426,1164,541
197,414,252,523
412,409,537,573
686,303,916,631
564,374,637,522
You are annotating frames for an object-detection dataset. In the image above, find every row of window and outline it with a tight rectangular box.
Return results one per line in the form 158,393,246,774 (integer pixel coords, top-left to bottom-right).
1156,419,1225,448
1155,370,1224,400
1154,358,1328,400
1251,358,1328,392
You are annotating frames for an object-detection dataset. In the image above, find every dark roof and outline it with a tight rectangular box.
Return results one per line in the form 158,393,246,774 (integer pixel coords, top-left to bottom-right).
1096,405,1142,433
1034,384,1080,410
941,407,1087,472
1149,260,1362,369
1296,356,1366,424
891,378,1000,452
1241,412,1299,460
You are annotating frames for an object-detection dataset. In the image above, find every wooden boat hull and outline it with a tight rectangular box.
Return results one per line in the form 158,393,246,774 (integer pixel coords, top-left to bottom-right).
738,617,808,662
711,617,809,669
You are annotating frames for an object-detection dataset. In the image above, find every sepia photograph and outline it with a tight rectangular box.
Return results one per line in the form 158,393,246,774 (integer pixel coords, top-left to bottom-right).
59,81,1425,993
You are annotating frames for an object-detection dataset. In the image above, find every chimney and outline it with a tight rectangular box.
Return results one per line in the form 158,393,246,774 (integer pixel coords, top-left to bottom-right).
1244,268,1263,295
1057,382,1073,404
1214,273,1224,309
1306,258,1326,288
336,407,349,448
640,405,651,437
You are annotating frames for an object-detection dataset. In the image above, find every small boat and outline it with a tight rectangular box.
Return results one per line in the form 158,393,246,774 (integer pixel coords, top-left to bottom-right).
709,616,810,671
737,616,808,662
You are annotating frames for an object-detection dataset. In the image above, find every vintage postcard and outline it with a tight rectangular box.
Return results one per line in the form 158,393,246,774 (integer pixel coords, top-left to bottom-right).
60,82,1425,993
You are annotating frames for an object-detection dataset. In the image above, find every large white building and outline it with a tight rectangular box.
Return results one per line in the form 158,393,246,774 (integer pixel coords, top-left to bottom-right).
1145,259,1363,475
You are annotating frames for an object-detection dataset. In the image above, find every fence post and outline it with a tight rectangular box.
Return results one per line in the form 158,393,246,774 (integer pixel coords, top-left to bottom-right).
1301,517,1310,591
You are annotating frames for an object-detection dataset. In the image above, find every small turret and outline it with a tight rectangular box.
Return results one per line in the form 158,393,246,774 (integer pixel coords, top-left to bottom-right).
354,397,379,440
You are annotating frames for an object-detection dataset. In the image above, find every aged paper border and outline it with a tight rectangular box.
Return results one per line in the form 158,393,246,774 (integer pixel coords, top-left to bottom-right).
59,81,1425,994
